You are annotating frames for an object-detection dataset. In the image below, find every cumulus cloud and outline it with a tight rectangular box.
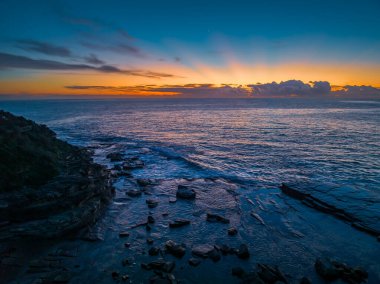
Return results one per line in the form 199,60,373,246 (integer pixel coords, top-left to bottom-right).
15,40,72,57
248,80,331,97
334,85,380,97
0,52,176,78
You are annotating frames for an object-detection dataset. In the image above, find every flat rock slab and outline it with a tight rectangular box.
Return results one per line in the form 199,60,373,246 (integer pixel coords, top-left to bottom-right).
280,183,380,237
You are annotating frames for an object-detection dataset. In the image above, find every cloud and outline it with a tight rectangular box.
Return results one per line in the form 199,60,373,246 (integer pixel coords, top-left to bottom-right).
0,52,176,78
334,85,380,97
64,82,380,98
15,40,72,57
81,42,145,58
64,84,251,97
248,80,331,96
83,54,104,65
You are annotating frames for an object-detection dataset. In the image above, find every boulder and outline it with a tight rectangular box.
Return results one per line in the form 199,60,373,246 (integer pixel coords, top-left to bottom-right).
165,240,186,258
176,185,196,199
236,244,250,259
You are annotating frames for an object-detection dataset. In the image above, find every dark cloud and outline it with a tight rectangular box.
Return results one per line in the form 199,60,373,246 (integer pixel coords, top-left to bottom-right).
0,52,176,78
81,42,144,58
83,54,104,65
248,80,331,96
334,85,380,97
174,57,181,62
64,84,250,97
15,40,72,58
64,82,380,98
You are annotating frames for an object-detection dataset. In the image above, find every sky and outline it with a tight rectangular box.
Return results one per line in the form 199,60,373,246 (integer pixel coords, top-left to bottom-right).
0,0,380,98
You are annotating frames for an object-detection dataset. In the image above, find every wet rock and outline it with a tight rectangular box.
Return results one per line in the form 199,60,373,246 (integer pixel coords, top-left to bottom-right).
169,219,190,228
188,258,201,267
165,240,186,258
228,227,238,236
219,244,235,255
240,272,265,284
122,158,144,170
137,178,156,187
280,183,380,237
299,276,312,284
176,185,196,200
146,199,159,208
0,111,114,240
208,248,221,262
169,197,177,203
192,244,216,258
122,258,133,266
119,231,130,238
314,258,341,281
127,189,142,197
315,258,367,283
106,152,123,162
112,271,120,279
147,238,154,245
257,264,287,283
236,244,250,259
232,267,246,278
121,275,129,281
147,216,155,224
124,243,131,248
148,246,160,256
206,213,230,224
141,259,175,273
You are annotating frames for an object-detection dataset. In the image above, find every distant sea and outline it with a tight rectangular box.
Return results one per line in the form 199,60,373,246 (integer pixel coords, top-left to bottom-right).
1,98,379,192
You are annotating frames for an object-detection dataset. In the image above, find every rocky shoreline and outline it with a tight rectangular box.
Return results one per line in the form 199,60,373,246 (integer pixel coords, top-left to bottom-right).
0,110,114,240
0,110,377,283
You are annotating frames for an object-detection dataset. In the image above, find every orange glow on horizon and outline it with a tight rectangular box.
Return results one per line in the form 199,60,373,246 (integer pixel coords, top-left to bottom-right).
1,61,380,95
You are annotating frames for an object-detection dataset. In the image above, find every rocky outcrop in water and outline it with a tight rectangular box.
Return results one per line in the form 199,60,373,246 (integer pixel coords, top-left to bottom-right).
0,110,114,240
280,183,380,239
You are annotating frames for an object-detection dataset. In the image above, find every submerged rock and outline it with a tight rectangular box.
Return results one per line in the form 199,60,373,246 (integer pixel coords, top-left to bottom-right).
126,189,142,197
191,244,220,261
228,227,238,236
236,244,250,259
176,185,196,199
188,258,201,266
122,158,144,170
206,213,230,224
146,199,159,208
169,219,191,228
232,267,246,278
148,247,160,256
315,258,368,283
141,259,175,273
257,264,287,283
165,240,186,258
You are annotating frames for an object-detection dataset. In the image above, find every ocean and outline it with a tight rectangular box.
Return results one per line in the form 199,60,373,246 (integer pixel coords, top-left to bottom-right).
1,97,380,283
